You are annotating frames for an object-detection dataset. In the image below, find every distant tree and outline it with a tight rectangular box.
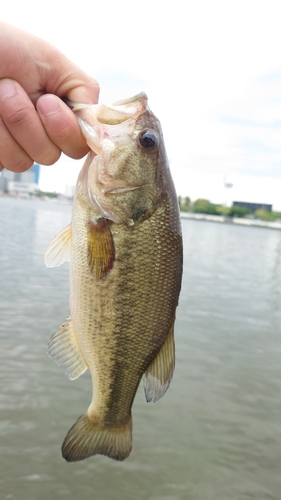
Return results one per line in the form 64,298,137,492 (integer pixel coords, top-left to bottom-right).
216,206,231,216
184,196,191,207
192,198,217,215
229,206,250,218
255,209,281,221
179,196,191,212
34,189,58,198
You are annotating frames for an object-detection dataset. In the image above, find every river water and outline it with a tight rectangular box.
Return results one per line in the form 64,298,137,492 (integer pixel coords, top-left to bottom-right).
1,196,281,500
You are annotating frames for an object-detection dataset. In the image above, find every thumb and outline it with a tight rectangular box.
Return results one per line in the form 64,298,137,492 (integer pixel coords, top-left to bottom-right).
43,51,100,105
63,76,100,105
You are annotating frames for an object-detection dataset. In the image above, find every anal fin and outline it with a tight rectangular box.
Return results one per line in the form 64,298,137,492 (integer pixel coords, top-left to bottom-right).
48,318,88,380
144,322,175,402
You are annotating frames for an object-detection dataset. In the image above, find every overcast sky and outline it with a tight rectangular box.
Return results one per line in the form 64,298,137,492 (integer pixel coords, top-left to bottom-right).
2,0,281,208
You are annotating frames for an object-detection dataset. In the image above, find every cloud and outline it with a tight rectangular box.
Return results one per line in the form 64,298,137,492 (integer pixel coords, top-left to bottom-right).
260,67,281,84
96,71,147,102
237,137,281,155
3,0,281,207
220,115,281,130
230,163,281,179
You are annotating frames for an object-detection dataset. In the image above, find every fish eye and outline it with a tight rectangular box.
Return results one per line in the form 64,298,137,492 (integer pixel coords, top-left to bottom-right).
138,130,158,150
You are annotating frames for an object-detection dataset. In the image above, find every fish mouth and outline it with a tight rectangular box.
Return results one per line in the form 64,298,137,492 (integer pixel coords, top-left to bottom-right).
65,93,148,153
111,92,148,107
64,92,147,126
97,93,147,125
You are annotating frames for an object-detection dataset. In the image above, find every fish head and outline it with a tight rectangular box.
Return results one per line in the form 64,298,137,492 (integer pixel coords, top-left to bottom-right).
72,93,172,225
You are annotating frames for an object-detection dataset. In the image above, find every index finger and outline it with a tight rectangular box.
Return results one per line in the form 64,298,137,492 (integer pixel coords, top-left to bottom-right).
0,79,61,166
45,55,100,105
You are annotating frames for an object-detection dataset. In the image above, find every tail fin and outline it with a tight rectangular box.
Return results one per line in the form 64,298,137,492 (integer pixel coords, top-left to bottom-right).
62,413,132,462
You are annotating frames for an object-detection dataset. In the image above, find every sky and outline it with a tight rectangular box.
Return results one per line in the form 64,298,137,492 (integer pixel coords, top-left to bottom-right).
2,0,281,208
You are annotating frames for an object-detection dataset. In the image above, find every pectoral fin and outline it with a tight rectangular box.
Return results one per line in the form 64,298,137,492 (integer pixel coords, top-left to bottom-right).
44,224,71,268
87,219,115,279
144,323,175,402
48,318,88,380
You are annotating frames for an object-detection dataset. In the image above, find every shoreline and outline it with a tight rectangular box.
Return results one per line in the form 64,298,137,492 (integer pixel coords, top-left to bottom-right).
181,212,281,230
2,194,281,230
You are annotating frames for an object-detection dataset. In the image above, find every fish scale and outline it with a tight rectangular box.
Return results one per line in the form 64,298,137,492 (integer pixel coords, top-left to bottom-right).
45,92,182,461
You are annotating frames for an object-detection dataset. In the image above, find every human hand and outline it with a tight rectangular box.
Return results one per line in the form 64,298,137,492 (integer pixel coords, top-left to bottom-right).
0,22,99,173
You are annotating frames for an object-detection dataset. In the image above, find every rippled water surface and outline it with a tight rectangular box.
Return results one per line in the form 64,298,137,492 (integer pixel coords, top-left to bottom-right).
1,197,281,500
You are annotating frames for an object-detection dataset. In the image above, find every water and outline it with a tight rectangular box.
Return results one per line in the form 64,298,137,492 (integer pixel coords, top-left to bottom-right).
1,197,281,500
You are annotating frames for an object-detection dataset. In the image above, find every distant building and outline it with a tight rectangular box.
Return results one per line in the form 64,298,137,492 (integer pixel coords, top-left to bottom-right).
233,201,272,212
0,163,40,194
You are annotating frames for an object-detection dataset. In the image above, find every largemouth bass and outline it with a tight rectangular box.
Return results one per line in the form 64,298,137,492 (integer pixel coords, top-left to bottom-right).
45,92,182,462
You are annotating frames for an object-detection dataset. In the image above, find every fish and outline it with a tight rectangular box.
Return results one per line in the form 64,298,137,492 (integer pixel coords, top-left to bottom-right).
44,92,182,462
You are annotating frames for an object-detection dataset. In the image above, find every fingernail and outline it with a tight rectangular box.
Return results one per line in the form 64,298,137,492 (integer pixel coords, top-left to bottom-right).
37,94,61,117
0,79,17,101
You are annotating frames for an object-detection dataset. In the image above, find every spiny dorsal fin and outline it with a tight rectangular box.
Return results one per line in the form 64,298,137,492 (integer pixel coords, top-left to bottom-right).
143,322,175,402
48,318,88,380
87,219,115,279
44,224,71,268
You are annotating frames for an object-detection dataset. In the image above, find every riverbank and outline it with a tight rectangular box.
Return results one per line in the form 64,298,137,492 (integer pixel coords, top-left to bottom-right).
0,191,72,204
2,193,281,230
181,211,281,230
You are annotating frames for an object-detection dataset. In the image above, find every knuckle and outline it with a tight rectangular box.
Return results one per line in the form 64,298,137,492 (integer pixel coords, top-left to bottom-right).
36,148,61,166
8,156,33,173
5,104,32,127
69,147,88,160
